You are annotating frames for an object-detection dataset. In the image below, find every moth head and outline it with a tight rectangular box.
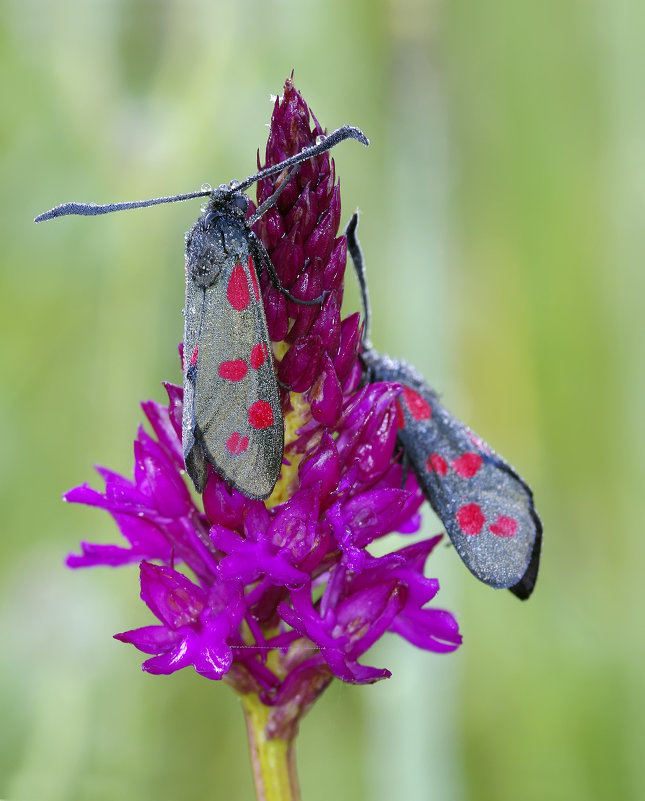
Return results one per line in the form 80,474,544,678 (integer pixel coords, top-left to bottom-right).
203,186,250,228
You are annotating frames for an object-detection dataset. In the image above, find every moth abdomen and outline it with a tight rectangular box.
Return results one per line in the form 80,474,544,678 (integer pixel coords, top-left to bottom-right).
186,211,250,288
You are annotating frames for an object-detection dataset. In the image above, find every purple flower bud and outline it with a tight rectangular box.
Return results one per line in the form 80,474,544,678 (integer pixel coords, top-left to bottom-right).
262,281,289,342
298,431,341,500
202,478,265,532
336,383,401,481
314,159,335,211
308,290,342,354
323,237,347,291
333,313,362,383
285,277,323,345
278,335,322,392
139,561,206,628
304,184,341,264
254,205,284,251
308,352,343,427
142,388,183,469
339,489,415,548
284,185,317,242
269,229,304,290
133,427,192,518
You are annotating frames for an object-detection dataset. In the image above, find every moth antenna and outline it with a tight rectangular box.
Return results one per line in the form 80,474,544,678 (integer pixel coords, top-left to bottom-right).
246,164,300,227
35,125,368,224
344,212,372,348
34,189,213,223
235,124,369,193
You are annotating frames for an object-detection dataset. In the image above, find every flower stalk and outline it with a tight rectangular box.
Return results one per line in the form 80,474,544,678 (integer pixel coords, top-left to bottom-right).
242,692,301,801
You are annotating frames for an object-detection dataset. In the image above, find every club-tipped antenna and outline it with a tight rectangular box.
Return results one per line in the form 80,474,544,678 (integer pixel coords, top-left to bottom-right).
246,164,300,228
35,124,368,225
34,189,213,223
236,124,368,193
345,212,372,349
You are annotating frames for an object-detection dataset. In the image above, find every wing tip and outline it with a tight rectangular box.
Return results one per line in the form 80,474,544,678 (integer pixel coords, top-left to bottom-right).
508,521,543,600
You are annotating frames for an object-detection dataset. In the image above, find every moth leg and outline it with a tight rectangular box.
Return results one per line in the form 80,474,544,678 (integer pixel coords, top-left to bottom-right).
400,448,411,489
249,233,329,306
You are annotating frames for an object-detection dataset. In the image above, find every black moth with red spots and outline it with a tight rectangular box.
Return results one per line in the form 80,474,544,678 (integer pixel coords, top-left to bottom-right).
346,214,541,599
181,189,284,498
35,124,369,499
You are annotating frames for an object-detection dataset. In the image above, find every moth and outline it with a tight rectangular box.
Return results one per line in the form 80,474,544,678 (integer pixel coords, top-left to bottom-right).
35,124,369,499
345,213,542,598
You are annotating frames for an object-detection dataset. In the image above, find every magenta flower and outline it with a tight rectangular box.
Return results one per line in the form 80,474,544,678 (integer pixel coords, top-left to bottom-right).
65,80,461,740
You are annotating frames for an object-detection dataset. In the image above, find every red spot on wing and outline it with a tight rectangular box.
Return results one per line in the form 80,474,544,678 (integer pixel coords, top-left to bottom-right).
227,263,251,310
489,515,518,538
226,432,249,455
248,400,274,430
453,452,483,478
456,503,486,536
402,386,431,421
426,453,448,475
218,360,248,382
190,345,199,366
250,342,268,370
249,255,260,301
395,399,405,429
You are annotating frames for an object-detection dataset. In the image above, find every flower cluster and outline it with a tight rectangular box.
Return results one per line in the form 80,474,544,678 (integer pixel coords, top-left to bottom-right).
65,79,461,724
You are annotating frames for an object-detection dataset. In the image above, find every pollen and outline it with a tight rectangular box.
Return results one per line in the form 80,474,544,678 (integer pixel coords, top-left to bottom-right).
266,391,310,509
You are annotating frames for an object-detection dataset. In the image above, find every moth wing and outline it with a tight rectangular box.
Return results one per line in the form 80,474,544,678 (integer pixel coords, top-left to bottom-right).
396,375,542,597
183,256,284,500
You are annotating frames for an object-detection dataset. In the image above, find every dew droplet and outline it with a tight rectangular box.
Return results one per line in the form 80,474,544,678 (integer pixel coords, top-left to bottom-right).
316,134,326,145
201,183,212,192
229,179,240,189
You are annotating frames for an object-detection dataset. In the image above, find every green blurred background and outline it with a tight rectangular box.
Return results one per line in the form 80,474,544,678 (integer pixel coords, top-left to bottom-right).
2,0,643,799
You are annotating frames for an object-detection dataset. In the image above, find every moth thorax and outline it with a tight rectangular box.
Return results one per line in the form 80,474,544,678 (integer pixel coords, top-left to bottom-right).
189,257,222,287
205,189,250,222
185,225,226,287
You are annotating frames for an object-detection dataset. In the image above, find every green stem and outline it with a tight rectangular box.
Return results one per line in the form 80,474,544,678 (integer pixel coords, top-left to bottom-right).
241,693,301,801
